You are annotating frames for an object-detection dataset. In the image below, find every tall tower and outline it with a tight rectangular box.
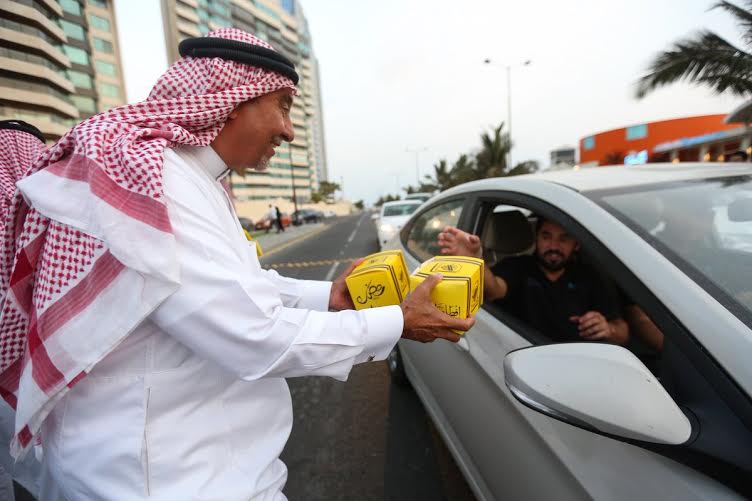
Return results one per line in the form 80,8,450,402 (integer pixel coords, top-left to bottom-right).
0,0,127,141
160,0,328,203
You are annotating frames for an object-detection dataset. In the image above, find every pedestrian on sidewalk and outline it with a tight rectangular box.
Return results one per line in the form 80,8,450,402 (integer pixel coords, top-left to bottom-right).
274,205,285,233
265,203,276,233
0,29,472,501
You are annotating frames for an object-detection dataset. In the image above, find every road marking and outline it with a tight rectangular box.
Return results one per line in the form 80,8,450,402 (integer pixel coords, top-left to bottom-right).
346,212,366,244
263,258,360,270
324,261,340,281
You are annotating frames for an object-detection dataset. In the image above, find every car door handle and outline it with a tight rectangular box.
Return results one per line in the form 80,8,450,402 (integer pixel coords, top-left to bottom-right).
455,337,470,352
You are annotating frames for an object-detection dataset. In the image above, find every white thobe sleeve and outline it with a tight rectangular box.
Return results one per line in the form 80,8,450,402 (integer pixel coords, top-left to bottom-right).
150,173,403,382
259,268,332,311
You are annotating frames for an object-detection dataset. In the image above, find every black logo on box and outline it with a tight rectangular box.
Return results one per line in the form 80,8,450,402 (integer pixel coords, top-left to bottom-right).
356,280,386,305
430,263,461,273
436,303,461,317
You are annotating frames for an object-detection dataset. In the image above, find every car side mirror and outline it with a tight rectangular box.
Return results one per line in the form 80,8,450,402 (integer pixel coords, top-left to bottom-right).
371,213,380,221
503,343,693,445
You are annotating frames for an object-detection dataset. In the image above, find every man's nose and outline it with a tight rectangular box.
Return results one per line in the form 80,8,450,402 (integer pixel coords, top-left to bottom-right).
281,118,294,143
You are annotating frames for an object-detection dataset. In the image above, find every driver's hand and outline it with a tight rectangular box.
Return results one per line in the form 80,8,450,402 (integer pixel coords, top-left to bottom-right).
438,226,482,258
570,311,611,341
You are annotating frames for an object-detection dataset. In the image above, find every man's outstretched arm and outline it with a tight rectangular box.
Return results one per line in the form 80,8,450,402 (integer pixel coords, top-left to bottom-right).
437,226,509,301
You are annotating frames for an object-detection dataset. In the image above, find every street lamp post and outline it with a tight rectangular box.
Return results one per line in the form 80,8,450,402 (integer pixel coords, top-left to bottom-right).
483,58,531,169
405,146,428,186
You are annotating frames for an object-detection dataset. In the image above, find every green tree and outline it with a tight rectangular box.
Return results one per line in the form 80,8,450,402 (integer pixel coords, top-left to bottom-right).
375,194,401,206
318,181,340,199
449,154,477,186
354,199,364,210
507,160,540,176
310,192,323,203
636,1,752,99
475,123,511,178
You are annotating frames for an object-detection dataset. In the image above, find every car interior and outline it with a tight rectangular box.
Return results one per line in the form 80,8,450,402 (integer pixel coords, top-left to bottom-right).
475,202,664,369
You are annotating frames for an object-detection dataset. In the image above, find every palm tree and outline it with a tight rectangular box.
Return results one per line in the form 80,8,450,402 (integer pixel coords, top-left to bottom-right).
475,123,511,178
507,160,540,176
448,154,476,186
636,1,752,98
431,159,453,190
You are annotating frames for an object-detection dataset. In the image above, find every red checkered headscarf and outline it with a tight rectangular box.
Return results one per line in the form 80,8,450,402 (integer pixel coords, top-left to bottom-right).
0,28,296,457
0,124,45,260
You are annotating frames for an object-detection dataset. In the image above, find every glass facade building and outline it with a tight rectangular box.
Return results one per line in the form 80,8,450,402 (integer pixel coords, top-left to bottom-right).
161,0,328,202
0,0,127,140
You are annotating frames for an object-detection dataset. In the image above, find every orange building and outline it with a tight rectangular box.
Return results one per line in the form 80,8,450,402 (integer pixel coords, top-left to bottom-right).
579,115,748,166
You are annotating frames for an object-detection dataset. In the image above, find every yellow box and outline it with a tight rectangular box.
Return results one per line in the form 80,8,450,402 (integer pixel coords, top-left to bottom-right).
410,256,484,331
346,250,410,309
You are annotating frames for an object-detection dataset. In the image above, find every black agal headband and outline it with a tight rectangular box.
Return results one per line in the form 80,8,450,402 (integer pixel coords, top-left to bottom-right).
0,120,45,144
178,37,299,85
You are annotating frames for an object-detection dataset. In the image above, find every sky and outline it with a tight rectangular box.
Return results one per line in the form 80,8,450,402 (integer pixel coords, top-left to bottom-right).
115,0,747,204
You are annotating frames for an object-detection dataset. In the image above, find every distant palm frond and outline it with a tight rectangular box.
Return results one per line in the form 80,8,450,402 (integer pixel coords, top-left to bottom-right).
636,31,752,98
711,0,752,45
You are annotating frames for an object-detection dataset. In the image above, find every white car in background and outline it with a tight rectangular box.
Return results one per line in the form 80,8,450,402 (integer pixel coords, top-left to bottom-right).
388,164,752,500
376,199,423,249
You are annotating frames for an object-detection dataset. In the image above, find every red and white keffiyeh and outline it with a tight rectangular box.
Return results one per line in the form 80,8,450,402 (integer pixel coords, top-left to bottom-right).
0,126,45,263
0,28,296,457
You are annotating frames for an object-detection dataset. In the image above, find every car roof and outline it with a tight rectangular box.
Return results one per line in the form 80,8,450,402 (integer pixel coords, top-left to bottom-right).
382,199,423,207
441,163,752,195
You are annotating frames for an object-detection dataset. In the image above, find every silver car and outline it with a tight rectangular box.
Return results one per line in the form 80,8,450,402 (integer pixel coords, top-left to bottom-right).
386,164,752,500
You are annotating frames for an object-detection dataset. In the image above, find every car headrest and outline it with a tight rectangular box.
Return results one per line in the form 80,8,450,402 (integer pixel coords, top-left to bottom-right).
482,210,535,254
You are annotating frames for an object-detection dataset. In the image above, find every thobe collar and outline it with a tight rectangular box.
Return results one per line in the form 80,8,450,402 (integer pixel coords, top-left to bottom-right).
178,145,230,181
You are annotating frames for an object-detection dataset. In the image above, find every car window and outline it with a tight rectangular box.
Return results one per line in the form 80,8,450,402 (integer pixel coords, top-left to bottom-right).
406,199,464,262
382,203,421,217
594,176,752,328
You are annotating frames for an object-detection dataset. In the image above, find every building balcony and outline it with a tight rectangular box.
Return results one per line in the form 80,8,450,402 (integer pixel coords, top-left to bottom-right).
0,56,75,93
0,1,67,43
0,85,78,118
177,20,201,38
176,4,200,24
0,27,70,68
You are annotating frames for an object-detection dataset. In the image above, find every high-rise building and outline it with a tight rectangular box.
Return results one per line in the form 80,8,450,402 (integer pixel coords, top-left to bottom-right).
161,0,328,203
0,0,127,141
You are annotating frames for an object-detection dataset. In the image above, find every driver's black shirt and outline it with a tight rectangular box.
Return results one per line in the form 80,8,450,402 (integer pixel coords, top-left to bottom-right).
491,255,620,342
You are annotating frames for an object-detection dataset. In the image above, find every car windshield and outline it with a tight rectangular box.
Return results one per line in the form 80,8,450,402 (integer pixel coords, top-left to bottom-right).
592,175,752,326
383,203,420,217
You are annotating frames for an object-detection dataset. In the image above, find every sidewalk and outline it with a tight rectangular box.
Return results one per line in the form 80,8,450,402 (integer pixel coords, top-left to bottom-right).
253,222,327,256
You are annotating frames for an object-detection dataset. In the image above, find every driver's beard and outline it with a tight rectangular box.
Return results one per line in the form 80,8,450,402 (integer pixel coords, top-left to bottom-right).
536,250,570,272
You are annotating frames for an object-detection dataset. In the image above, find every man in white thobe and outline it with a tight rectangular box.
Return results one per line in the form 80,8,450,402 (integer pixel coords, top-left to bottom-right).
3,29,472,500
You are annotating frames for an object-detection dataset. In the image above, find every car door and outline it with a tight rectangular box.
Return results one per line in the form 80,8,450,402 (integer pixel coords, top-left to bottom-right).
399,184,749,500
398,195,588,501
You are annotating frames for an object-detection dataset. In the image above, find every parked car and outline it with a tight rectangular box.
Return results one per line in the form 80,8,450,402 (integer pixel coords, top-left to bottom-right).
238,217,254,232
293,209,323,224
376,199,423,250
388,164,752,500
254,213,291,230
404,192,434,203
322,210,337,219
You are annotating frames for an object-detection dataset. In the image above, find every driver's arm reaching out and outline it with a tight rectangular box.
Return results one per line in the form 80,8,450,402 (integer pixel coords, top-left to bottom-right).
437,226,509,301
